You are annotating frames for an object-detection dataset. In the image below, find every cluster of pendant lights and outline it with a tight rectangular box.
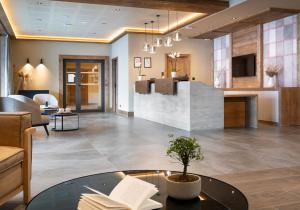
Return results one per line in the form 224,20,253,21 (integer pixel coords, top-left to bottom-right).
143,11,182,54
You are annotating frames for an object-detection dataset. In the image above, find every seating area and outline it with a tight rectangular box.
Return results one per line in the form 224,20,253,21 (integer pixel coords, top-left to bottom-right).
0,0,300,210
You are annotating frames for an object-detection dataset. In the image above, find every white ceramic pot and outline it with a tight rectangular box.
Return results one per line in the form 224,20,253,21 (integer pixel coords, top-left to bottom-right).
166,174,201,200
267,76,275,88
138,75,143,81
171,72,177,78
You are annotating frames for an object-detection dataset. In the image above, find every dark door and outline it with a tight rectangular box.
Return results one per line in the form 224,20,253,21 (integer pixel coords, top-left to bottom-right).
63,59,105,112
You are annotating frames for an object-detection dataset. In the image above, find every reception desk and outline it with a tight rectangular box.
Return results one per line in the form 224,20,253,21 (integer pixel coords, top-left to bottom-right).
134,81,224,131
224,94,258,128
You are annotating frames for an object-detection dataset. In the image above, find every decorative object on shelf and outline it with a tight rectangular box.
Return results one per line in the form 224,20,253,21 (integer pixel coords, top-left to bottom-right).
144,57,152,68
173,12,182,42
166,135,204,200
154,15,162,47
149,20,156,54
168,52,180,78
164,11,173,47
143,22,150,52
265,65,282,88
40,58,44,64
134,57,142,68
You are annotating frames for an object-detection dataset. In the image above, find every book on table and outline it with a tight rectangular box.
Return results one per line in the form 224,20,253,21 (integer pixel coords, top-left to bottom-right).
78,175,163,210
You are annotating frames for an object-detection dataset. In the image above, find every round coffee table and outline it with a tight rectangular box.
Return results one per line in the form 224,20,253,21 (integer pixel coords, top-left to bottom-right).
52,113,79,131
26,170,248,210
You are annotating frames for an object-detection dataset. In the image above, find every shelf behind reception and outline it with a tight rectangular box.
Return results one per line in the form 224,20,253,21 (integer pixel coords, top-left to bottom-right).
134,81,224,131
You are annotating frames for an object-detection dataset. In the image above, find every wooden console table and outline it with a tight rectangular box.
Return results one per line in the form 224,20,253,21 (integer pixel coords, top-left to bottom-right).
224,94,258,128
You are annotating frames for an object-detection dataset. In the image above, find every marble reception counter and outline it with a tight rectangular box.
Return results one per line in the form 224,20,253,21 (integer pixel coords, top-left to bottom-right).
134,81,224,131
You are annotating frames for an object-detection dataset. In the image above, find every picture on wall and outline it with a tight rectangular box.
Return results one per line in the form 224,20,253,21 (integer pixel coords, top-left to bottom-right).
134,57,142,68
144,57,151,68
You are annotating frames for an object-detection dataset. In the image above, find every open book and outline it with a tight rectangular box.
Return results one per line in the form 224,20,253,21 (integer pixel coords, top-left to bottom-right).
78,175,163,210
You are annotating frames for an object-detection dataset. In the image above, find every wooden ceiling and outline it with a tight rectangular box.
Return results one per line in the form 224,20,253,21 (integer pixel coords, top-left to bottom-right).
194,8,300,39
52,0,229,13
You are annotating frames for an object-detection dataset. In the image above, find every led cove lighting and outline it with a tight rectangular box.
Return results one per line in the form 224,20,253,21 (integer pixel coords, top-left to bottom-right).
0,0,204,43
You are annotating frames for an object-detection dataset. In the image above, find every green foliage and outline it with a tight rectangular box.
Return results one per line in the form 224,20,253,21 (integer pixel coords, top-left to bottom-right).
167,135,204,176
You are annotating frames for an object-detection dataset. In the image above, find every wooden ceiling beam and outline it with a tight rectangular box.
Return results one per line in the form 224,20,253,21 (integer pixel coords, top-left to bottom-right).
52,0,229,14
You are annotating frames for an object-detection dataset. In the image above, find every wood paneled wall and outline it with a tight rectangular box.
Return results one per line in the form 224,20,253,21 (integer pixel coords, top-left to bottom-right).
231,25,263,89
279,87,300,126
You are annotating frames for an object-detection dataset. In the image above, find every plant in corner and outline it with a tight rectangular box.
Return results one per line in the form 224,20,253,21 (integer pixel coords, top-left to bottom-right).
166,135,204,200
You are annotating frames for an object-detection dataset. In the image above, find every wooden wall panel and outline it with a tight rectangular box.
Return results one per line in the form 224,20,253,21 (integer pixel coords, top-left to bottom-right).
224,98,246,128
231,25,262,89
279,87,300,126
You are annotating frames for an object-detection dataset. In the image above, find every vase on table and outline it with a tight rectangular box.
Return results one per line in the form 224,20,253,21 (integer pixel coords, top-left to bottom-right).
171,71,177,78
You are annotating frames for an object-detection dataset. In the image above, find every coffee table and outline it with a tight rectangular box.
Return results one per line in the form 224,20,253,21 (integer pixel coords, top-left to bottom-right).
26,170,248,210
52,113,79,131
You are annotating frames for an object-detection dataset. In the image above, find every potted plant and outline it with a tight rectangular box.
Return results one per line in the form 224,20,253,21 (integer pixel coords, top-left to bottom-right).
168,52,180,78
166,135,204,200
265,65,281,88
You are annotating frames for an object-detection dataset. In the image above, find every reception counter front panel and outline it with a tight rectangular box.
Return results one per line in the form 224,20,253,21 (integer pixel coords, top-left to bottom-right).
134,81,224,131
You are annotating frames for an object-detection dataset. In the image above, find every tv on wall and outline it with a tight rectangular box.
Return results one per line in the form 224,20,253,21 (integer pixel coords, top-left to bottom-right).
232,54,256,77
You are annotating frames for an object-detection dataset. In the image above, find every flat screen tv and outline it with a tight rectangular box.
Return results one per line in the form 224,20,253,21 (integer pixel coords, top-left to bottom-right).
232,54,256,77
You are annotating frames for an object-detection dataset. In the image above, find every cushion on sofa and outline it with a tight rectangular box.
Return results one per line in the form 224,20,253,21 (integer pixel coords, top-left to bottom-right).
0,146,24,173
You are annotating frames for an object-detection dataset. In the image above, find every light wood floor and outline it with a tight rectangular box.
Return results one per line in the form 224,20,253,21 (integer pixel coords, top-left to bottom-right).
1,113,299,210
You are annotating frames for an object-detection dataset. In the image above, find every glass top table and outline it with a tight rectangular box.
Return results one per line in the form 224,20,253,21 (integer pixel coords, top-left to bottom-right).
26,170,248,210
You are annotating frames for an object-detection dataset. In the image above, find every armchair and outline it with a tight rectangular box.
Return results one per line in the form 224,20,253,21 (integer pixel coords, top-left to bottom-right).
0,112,36,205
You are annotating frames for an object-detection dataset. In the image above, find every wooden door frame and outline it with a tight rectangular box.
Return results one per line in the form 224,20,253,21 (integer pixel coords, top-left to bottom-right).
165,54,191,78
59,55,109,112
112,57,118,112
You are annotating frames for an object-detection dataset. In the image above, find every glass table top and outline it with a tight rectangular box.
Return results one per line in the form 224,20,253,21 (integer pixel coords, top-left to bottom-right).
26,170,248,210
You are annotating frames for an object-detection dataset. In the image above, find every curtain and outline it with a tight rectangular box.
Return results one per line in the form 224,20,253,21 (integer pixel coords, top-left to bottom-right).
0,34,12,96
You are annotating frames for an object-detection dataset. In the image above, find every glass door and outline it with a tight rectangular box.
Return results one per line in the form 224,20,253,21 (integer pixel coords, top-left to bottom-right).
63,59,105,112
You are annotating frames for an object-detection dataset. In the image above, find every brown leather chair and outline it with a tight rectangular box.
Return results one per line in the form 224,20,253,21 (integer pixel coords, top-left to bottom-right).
0,112,36,205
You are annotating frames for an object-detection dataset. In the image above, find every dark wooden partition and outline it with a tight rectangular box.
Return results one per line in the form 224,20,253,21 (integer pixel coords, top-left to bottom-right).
155,79,177,95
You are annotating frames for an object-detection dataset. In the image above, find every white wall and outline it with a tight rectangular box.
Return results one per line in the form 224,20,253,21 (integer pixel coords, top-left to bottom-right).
11,40,110,98
110,35,130,112
128,33,213,111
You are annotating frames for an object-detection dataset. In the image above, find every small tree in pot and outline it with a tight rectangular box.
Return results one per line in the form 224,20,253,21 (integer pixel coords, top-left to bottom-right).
166,135,204,200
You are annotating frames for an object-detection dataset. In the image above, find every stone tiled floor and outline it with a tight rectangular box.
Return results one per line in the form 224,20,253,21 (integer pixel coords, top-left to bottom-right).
1,113,300,210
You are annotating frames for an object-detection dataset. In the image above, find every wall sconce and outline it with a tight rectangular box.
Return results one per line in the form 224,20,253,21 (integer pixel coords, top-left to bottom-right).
26,58,30,64
40,58,44,64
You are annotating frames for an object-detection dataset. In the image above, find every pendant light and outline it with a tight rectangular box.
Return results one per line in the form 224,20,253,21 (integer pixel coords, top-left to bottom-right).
173,11,182,42
164,10,173,47
143,22,150,52
154,15,162,47
149,20,156,54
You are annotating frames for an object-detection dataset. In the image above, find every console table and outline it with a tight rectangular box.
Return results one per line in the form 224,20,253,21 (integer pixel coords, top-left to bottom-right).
26,170,248,210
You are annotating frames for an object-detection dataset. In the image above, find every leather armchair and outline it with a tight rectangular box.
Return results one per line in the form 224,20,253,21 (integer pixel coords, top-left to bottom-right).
0,112,36,205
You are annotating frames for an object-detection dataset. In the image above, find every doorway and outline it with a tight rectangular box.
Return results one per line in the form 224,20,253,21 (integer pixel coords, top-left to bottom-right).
63,59,105,112
112,57,118,112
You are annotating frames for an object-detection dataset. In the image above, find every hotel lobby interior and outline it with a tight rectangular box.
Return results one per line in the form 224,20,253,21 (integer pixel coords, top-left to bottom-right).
0,0,300,210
